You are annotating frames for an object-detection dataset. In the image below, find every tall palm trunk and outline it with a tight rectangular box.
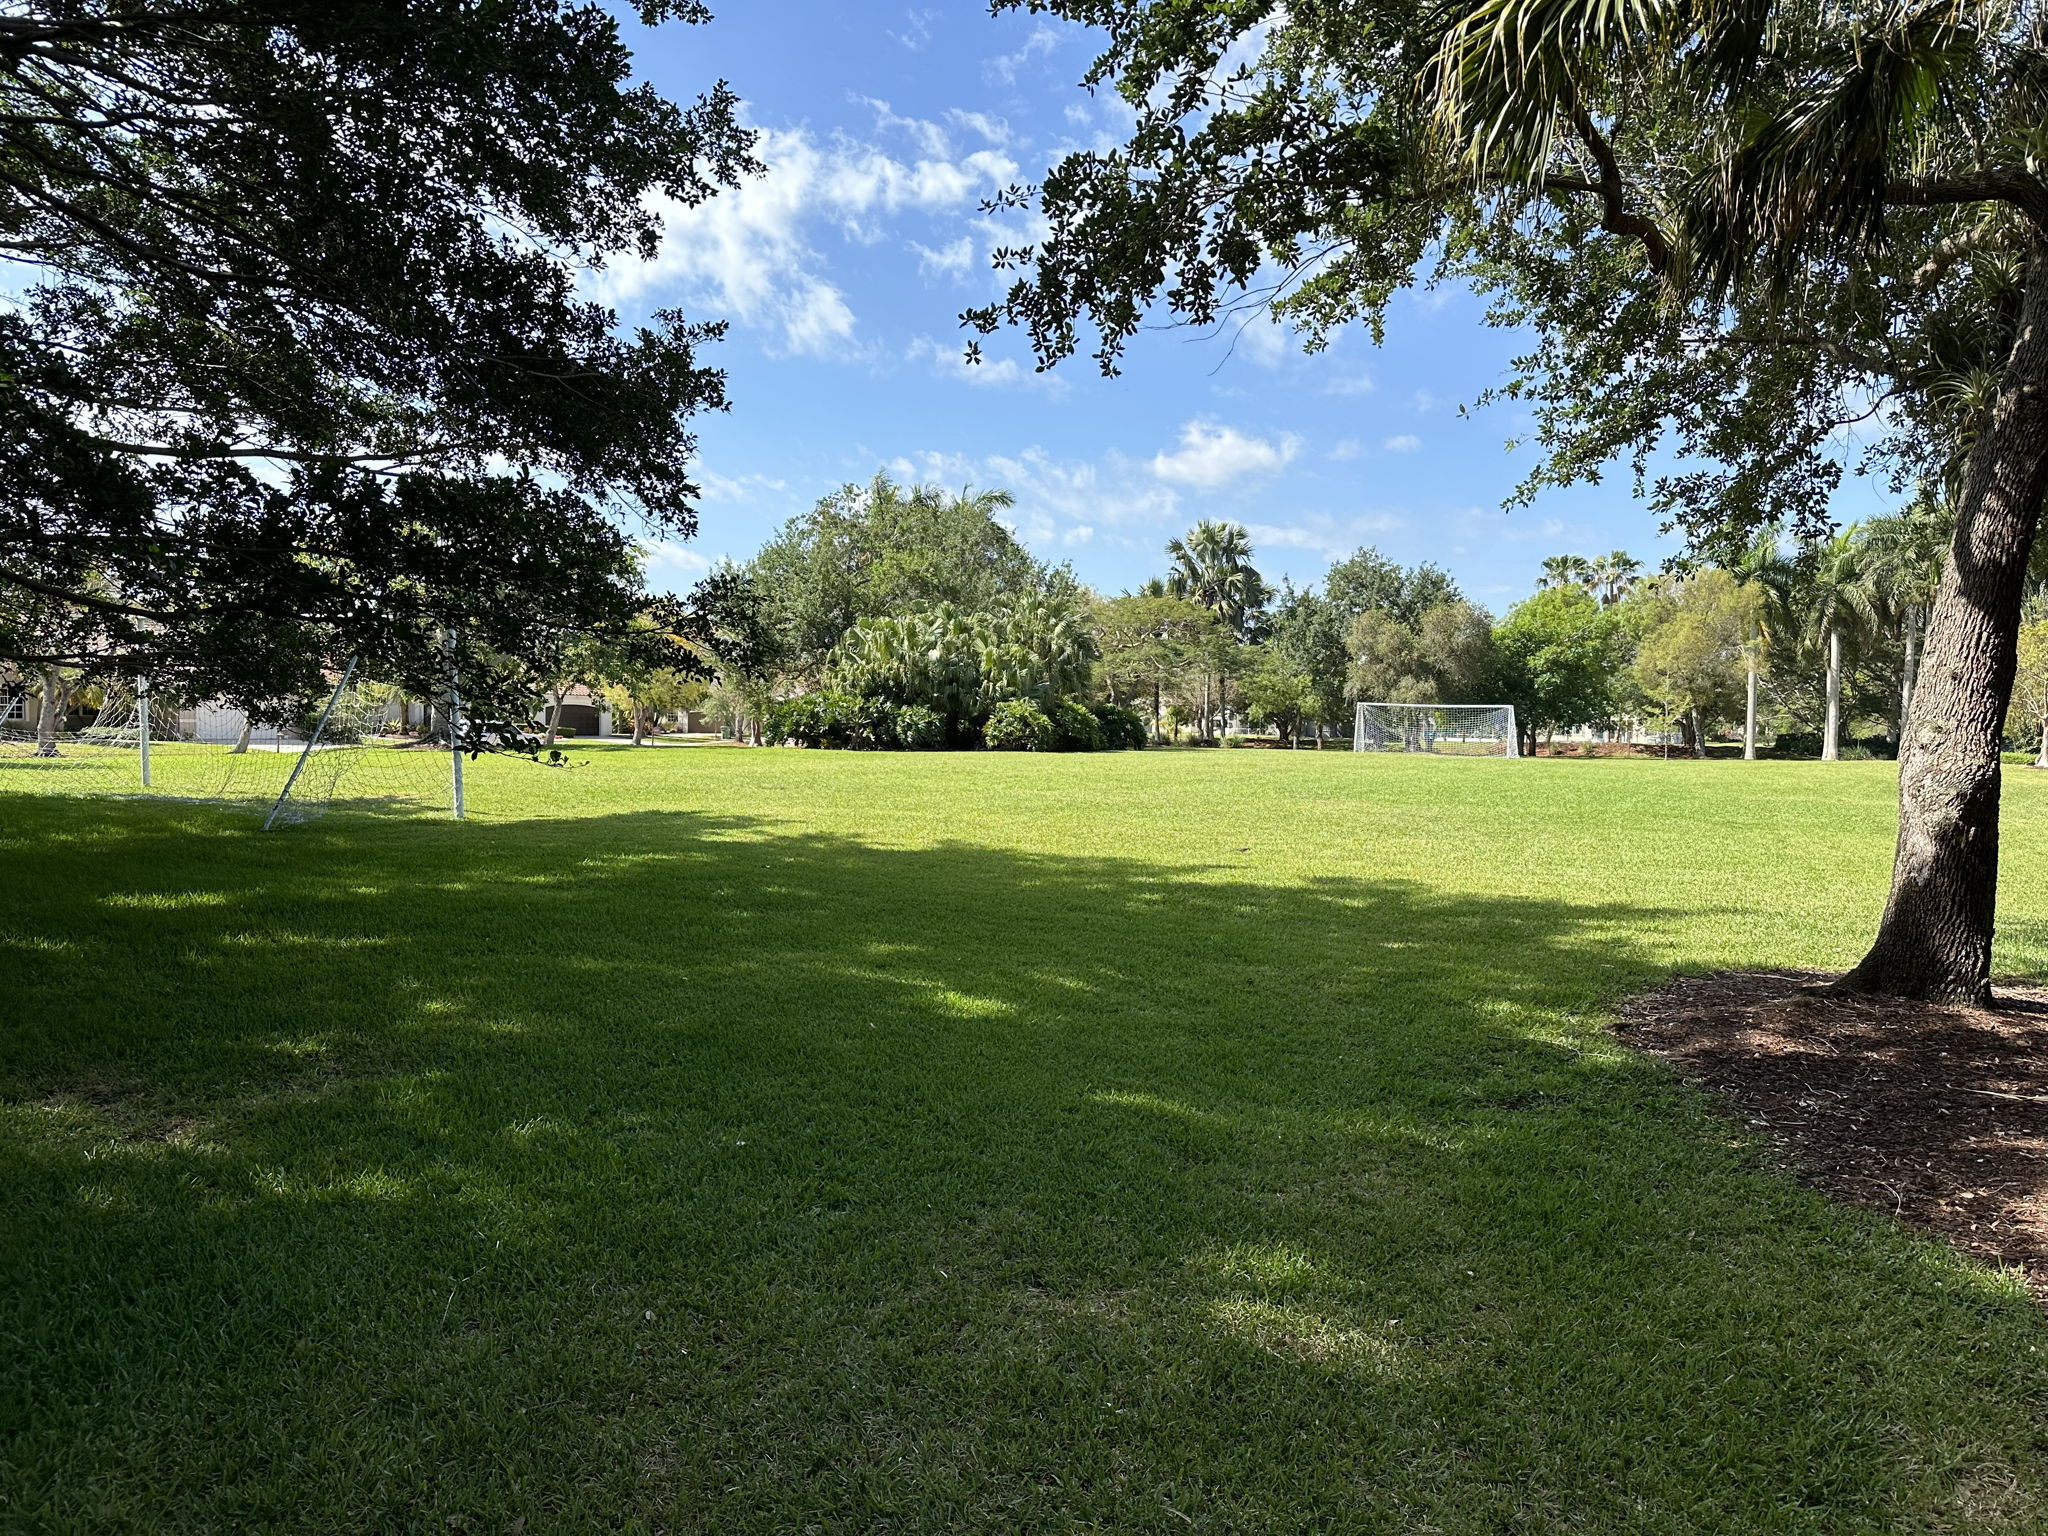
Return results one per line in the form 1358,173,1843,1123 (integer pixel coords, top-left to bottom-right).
1743,638,1759,760
1821,628,1842,761
34,665,60,757
1841,242,2048,1004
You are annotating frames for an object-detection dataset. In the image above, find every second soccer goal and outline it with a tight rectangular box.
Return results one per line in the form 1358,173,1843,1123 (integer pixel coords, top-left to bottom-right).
1353,702,1520,757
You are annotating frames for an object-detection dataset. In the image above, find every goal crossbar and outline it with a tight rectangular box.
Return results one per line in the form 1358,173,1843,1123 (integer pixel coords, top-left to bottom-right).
1353,701,1520,757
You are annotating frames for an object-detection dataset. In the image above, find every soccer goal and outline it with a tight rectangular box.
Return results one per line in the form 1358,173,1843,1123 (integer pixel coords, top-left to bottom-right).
1353,702,1520,757
1,665,466,825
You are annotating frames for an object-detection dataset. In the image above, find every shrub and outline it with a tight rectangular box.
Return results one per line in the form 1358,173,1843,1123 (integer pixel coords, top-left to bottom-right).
766,689,868,749
1047,698,1102,752
1091,702,1148,750
892,704,946,750
985,698,1055,751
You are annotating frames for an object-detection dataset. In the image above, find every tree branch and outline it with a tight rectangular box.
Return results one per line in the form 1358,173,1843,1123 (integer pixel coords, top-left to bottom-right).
1551,106,1672,274
0,566,174,620
1888,171,2048,230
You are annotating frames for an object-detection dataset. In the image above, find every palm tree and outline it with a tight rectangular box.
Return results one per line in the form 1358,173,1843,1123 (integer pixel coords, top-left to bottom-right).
1165,521,1266,737
1800,534,1880,763
1165,521,1266,638
1587,551,1642,607
1732,536,1799,760
1853,500,1951,742
1425,0,2048,1000
1536,554,1594,592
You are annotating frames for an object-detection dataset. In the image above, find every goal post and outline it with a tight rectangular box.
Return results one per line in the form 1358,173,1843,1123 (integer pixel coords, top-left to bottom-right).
1353,702,1520,757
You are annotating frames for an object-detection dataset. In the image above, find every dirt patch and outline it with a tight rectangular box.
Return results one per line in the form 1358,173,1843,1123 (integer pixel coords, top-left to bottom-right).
1615,970,2048,1300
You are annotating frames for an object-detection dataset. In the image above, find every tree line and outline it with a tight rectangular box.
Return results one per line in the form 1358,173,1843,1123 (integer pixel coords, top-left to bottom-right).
702,477,2029,765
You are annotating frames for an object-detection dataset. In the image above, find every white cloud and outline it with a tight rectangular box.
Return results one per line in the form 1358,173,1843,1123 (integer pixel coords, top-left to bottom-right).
1233,315,1293,368
1383,434,1422,453
1328,439,1362,461
859,97,952,159
890,8,937,50
639,539,711,584
946,109,1013,146
905,335,1065,393
594,123,1018,358
1412,389,1438,413
987,23,1061,83
892,445,1183,554
1324,373,1377,396
698,470,789,504
1150,420,1301,489
913,236,978,279
1242,514,1407,558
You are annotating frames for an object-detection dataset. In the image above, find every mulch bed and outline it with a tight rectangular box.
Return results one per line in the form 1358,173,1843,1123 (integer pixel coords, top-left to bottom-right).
1614,970,2048,1300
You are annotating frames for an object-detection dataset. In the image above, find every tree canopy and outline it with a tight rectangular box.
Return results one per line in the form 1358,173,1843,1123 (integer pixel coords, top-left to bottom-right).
746,474,1077,682
0,0,754,725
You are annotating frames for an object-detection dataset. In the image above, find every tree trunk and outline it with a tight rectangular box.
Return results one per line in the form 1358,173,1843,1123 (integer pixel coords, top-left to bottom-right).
35,666,60,756
543,686,565,748
632,709,647,745
1840,242,2048,1004
1822,628,1842,761
1690,705,1706,759
2037,716,2047,770
230,714,253,754
1743,652,1758,761
1901,607,1921,744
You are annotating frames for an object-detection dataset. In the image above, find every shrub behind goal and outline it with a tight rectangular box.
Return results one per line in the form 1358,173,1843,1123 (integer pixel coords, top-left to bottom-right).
1353,702,1520,757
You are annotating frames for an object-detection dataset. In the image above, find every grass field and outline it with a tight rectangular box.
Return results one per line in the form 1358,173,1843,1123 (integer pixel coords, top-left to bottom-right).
6,747,2048,1533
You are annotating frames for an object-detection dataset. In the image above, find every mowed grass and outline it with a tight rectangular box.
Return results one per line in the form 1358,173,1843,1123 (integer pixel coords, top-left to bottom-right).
5,747,2048,1533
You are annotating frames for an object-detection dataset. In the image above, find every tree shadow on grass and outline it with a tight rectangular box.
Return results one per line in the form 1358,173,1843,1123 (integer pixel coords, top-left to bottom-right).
2,799,2045,1534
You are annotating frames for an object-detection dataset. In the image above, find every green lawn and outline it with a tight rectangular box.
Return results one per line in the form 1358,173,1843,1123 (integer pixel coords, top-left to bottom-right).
5,747,2048,1533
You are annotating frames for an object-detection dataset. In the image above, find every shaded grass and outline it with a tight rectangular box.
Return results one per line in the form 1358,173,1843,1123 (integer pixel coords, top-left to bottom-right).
4,750,2048,1532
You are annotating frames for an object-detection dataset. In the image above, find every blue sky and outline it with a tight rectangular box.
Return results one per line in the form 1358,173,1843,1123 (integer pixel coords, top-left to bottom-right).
605,4,1885,614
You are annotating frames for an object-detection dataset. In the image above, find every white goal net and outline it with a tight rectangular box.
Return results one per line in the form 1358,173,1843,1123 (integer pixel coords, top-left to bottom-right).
1353,702,1519,757
1,665,463,825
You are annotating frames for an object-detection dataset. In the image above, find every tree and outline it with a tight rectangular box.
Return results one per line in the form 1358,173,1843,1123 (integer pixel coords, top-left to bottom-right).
1165,521,1268,640
600,668,708,745
1537,555,1595,593
1348,600,1498,707
1855,503,1952,738
1243,646,1316,745
1631,572,1763,757
1091,593,1219,740
1493,589,1624,756
1323,548,1463,630
0,0,755,727
831,598,1098,743
747,475,1072,682
1733,536,1803,760
2017,612,2048,769
1798,534,1880,763
968,0,2048,999
1588,552,1644,608
1265,583,1349,741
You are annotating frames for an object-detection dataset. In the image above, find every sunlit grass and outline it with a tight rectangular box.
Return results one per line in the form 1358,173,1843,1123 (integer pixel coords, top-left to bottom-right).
4,746,2048,1532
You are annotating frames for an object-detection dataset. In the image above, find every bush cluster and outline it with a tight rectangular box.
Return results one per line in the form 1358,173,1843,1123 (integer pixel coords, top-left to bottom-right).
768,691,1146,752
764,691,949,750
